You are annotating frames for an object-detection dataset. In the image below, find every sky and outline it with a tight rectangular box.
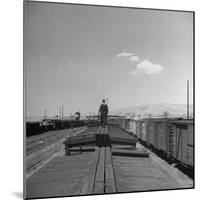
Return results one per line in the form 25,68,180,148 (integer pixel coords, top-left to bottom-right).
24,1,193,118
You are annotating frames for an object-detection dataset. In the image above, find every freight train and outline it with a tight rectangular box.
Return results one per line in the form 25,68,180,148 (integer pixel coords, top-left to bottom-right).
26,117,116,137
26,117,117,137
26,119,86,137
118,117,194,173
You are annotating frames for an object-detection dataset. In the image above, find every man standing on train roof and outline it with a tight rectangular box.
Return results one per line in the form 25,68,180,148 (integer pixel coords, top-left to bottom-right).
98,99,109,128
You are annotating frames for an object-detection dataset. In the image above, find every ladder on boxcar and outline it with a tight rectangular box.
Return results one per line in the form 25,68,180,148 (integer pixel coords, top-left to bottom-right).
168,123,174,157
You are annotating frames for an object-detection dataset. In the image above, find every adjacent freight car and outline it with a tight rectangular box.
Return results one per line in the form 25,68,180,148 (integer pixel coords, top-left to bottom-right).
129,120,137,135
107,117,120,126
118,118,136,136
119,118,126,130
137,119,148,142
172,120,194,168
142,118,175,156
119,117,194,171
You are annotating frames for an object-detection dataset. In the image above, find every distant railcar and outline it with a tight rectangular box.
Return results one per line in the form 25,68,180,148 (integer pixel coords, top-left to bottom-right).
86,120,101,127
107,117,120,126
138,119,148,142
119,119,138,137
137,120,143,140
69,120,86,128
147,120,155,146
52,120,67,130
119,118,126,130
125,119,130,132
132,120,140,138
52,119,86,130
122,118,126,130
26,121,42,137
26,119,86,137
129,120,137,135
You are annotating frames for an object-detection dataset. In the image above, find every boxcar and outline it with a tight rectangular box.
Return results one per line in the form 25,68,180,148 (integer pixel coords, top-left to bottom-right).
135,120,141,138
137,120,143,140
119,118,126,130
26,121,42,137
150,119,168,152
129,120,137,135
125,119,130,132
172,120,194,168
147,119,155,146
142,118,175,156
155,119,174,155
138,119,148,142
108,117,120,126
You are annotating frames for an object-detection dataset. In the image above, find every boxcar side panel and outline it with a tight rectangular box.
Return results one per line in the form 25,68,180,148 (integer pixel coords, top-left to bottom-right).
148,121,155,147
172,126,178,160
154,122,159,149
130,120,137,136
141,121,147,141
172,123,194,167
139,121,143,140
187,125,194,167
136,121,140,138
180,128,188,164
157,121,167,152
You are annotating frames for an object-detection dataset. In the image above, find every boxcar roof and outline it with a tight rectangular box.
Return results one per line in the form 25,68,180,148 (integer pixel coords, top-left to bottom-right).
139,118,182,122
172,120,194,125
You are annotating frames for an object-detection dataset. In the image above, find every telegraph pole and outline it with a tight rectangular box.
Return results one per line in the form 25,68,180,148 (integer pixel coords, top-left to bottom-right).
59,107,61,120
187,80,189,119
44,109,47,120
62,105,64,120
62,105,64,128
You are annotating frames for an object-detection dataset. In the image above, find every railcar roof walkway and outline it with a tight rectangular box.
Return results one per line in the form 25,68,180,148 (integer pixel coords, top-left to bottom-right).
26,125,193,199
63,125,138,154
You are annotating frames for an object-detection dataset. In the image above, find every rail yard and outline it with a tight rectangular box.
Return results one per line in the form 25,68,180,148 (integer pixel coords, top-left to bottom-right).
25,117,194,199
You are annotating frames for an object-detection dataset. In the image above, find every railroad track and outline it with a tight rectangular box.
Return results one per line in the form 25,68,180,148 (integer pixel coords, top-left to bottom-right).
26,127,85,155
27,127,84,145
26,127,87,178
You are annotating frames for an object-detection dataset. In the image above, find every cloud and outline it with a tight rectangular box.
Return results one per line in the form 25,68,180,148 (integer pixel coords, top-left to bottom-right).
116,52,133,57
130,60,164,75
115,51,140,62
128,56,140,62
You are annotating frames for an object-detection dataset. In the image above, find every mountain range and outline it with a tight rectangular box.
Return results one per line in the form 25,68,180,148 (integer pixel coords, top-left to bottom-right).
111,103,193,118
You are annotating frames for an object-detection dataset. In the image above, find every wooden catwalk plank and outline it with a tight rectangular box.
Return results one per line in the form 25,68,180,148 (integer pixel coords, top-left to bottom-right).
105,147,117,193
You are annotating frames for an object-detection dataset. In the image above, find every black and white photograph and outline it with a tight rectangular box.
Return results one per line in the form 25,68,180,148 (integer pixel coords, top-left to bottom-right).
24,1,194,199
